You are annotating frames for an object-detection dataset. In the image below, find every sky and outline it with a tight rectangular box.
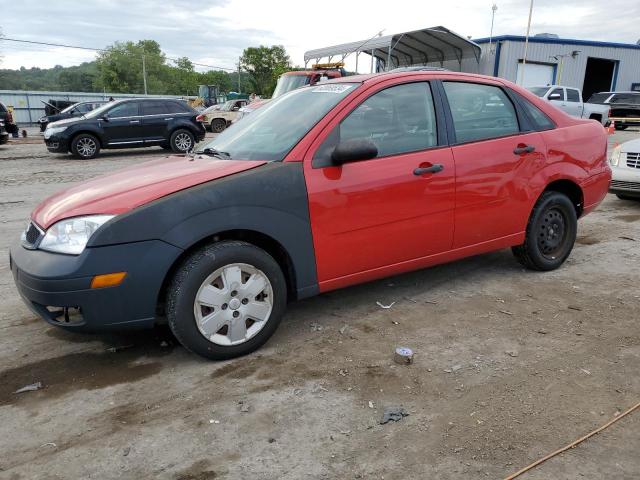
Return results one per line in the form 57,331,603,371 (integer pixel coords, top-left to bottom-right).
1,0,639,73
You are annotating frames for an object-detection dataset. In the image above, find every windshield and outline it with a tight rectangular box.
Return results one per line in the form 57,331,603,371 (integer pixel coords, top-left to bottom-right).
199,83,357,161
527,87,550,97
84,102,115,119
272,74,312,99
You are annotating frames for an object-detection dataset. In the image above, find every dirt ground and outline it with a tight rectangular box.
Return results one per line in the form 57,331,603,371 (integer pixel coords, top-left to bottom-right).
0,129,638,480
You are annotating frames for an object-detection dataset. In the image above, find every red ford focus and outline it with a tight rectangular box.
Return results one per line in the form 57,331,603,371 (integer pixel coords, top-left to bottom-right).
10,70,611,360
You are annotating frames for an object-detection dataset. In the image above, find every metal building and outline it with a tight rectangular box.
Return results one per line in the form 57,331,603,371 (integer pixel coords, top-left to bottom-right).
304,26,481,73
472,35,640,100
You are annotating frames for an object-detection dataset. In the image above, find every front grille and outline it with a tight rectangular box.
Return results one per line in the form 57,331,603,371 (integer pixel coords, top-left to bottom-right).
22,222,43,249
626,152,640,169
611,180,640,192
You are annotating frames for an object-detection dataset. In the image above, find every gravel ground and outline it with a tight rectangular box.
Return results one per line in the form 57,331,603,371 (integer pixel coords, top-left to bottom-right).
0,129,639,480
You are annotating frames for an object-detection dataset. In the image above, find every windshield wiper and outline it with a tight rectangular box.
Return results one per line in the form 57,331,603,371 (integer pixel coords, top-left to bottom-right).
196,147,231,159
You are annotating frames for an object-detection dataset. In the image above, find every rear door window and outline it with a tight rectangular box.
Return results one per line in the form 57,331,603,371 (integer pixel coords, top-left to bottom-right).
141,101,169,115
443,82,520,143
108,102,140,118
566,89,580,102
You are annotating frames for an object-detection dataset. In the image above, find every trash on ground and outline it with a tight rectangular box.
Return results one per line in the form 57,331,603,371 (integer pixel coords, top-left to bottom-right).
505,350,519,357
15,382,43,394
394,347,414,365
619,236,636,241
40,442,57,448
568,305,582,311
380,406,409,424
580,368,591,375
376,301,396,309
368,401,375,409
339,325,348,335
499,310,514,316
310,322,323,331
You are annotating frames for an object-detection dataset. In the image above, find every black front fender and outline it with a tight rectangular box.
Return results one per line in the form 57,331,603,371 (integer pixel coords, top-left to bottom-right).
89,162,318,298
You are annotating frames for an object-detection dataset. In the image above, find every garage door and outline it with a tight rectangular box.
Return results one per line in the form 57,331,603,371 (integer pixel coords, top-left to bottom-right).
516,62,555,87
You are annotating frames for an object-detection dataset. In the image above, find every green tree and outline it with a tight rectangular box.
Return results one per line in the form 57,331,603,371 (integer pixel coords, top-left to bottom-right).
240,45,291,96
94,40,166,94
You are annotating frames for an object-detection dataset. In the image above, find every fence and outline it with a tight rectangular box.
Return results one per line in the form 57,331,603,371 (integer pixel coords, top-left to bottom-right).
0,90,192,125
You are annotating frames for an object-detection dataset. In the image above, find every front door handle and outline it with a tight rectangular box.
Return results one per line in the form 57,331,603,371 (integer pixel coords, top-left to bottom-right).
513,144,535,155
414,164,444,176
129,120,140,124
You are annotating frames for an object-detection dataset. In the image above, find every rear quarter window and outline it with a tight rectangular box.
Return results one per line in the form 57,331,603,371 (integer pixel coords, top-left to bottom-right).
514,93,556,131
168,101,193,114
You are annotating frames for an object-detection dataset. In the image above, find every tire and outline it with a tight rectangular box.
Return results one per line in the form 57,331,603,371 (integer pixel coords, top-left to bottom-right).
211,118,226,133
170,129,195,153
512,191,577,271
166,241,287,360
71,133,100,159
615,124,628,131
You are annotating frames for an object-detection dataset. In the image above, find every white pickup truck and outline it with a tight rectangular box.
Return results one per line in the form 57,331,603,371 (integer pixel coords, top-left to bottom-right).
527,86,610,126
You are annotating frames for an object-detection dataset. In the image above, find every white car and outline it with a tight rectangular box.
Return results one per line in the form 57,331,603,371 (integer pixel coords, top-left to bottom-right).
610,138,640,200
528,86,610,126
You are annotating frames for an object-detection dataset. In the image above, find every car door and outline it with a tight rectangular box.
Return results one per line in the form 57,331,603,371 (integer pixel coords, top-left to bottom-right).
102,101,144,145
547,87,567,112
140,101,170,144
564,88,583,116
303,80,456,289
441,80,547,248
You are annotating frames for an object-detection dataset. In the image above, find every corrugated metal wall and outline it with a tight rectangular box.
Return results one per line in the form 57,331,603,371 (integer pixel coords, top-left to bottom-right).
0,90,189,125
486,40,640,91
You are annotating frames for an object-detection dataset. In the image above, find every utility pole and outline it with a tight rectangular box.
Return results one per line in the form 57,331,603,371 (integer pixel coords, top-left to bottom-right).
489,4,498,53
518,0,534,85
237,57,241,93
142,54,148,95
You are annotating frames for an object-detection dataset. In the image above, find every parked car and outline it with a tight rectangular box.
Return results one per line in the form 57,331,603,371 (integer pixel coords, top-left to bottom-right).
43,98,206,159
610,138,640,199
0,119,9,145
38,101,107,132
197,99,249,132
12,71,610,360
528,86,609,125
0,101,19,137
587,91,640,130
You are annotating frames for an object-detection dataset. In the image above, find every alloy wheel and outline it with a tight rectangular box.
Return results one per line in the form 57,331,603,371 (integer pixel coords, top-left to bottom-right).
193,263,273,346
77,137,97,157
175,132,193,151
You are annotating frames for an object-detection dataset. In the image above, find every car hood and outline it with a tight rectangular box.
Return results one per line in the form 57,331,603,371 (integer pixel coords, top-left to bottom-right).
47,116,84,128
620,138,640,153
32,155,266,229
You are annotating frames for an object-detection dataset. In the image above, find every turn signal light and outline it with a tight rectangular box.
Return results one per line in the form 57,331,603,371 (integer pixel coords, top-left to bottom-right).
91,272,127,289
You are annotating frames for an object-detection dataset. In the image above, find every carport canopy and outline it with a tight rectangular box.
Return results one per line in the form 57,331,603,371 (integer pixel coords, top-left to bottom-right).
304,26,481,71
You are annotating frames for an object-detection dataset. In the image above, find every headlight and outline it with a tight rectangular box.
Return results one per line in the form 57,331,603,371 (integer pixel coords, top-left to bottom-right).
610,145,622,166
39,215,115,255
44,126,68,139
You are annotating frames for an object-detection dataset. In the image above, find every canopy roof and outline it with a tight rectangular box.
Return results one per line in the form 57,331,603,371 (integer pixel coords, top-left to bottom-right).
304,26,481,70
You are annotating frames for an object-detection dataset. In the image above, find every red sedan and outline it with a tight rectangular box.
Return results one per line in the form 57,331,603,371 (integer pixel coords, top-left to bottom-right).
10,70,611,360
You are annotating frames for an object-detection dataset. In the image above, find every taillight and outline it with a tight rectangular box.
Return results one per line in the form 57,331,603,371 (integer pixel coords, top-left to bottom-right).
196,114,204,122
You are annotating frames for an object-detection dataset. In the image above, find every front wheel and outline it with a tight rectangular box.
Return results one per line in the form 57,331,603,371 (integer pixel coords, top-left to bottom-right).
170,129,195,153
512,191,577,271
71,133,100,159
166,241,287,360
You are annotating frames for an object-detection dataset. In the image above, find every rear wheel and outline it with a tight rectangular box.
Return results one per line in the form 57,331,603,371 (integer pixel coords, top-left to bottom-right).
166,241,287,360
71,133,100,159
512,191,577,271
211,118,226,133
170,129,195,153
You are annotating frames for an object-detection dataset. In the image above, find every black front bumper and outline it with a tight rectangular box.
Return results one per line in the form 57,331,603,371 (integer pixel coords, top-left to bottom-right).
10,239,183,331
44,134,70,153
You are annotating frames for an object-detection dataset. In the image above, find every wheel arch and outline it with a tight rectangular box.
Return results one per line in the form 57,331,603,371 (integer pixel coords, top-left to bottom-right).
542,178,584,218
156,229,299,318
69,129,104,148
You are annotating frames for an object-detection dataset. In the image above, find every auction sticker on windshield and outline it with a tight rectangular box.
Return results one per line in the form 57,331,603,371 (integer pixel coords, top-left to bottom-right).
312,84,354,93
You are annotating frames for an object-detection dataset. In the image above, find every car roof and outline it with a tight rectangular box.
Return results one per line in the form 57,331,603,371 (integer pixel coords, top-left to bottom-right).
325,69,512,86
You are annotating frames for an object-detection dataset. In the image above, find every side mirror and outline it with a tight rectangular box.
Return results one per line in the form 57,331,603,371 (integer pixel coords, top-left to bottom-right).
232,106,239,111
331,139,378,165
101,114,110,122
548,93,562,101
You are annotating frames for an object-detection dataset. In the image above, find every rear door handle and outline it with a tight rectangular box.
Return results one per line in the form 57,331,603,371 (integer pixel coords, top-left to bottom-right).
164,118,173,121
513,144,535,155
129,120,140,124
414,164,444,176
